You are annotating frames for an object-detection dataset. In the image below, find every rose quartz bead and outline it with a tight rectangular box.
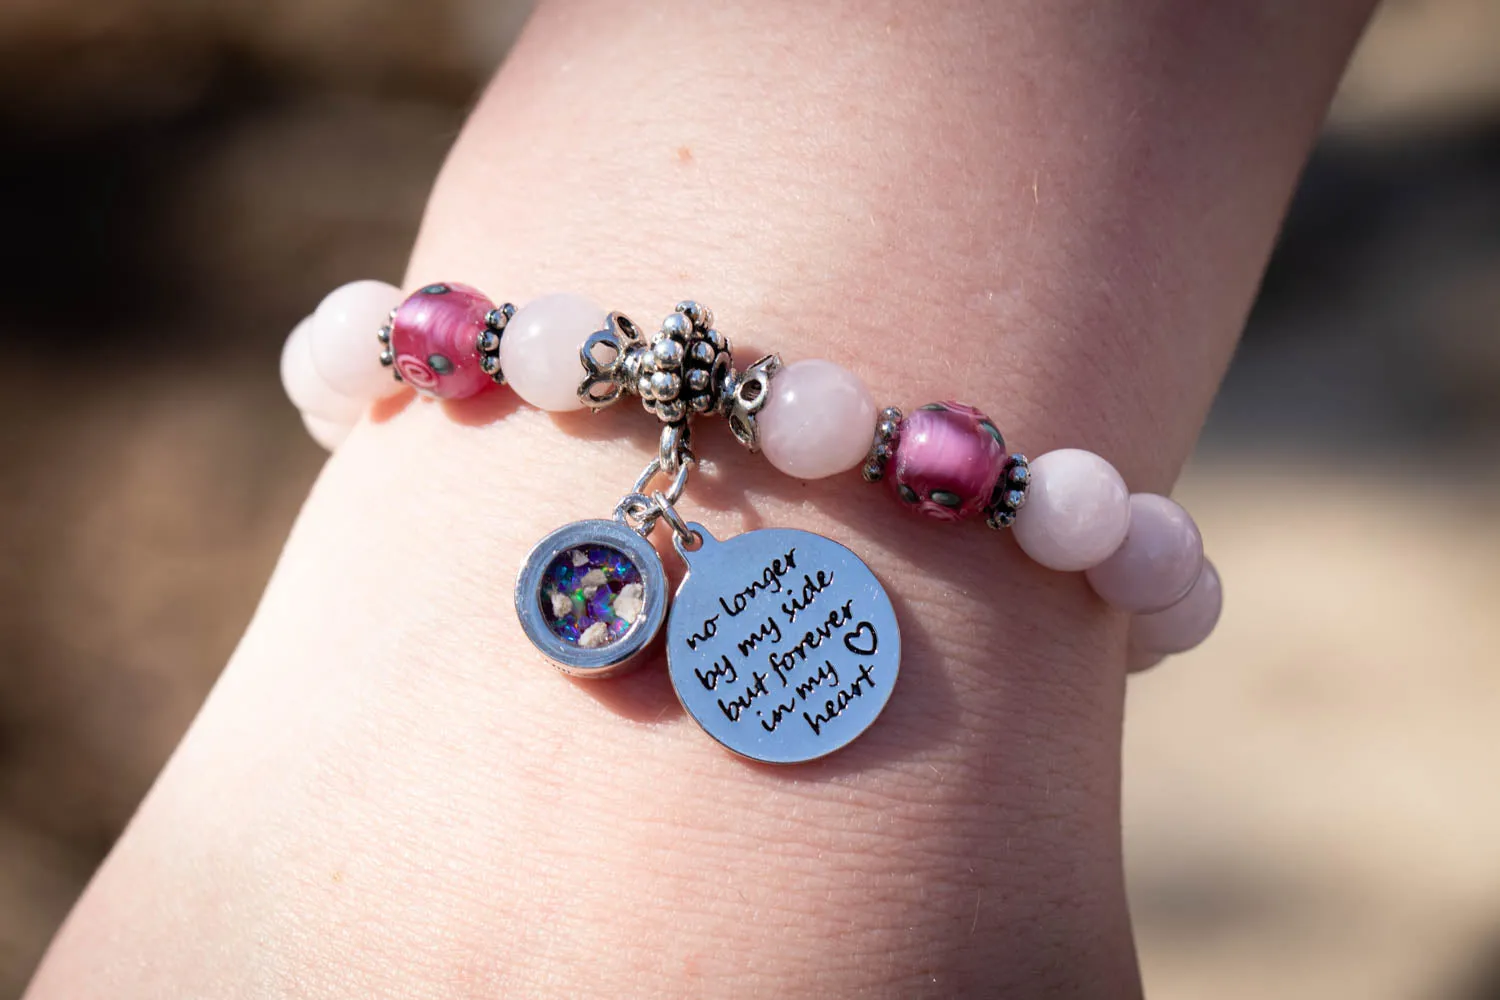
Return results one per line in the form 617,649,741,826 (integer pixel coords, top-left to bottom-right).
1011,449,1131,571
387,282,496,400
888,401,1009,521
281,316,364,423
1085,493,1204,613
310,280,405,400
1126,649,1165,674
1129,560,1223,655
499,293,607,411
302,413,351,452
758,359,877,479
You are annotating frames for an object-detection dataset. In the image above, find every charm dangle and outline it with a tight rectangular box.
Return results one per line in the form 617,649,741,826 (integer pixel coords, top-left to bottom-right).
513,448,695,678
665,524,901,764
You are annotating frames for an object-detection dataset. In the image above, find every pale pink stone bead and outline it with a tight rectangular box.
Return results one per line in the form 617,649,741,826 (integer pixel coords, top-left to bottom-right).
281,316,365,423
310,280,406,400
1129,560,1223,655
1011,449,1131,571
1085,493,1204,613
499,293,607,411
758,359,877,479
1126,649,1165,674
302,413,352,451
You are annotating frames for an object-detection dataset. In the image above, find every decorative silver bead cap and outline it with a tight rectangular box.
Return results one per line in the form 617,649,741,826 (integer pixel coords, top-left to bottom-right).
476,302,515,384
984,453,1031,530
862,406,904,482
720,353,782,451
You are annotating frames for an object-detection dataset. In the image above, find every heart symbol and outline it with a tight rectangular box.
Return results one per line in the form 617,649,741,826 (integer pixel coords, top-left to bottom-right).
843,621,878,657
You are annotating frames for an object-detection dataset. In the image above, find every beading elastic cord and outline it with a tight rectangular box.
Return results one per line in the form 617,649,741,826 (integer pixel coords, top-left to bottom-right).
281,280,1223,763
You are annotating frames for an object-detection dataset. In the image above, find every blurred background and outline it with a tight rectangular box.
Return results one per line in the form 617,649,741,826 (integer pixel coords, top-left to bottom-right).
0,0,1495,996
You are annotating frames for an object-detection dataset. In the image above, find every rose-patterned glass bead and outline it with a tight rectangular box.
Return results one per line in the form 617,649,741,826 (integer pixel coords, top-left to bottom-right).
888,402,1009,521
386,282,497,400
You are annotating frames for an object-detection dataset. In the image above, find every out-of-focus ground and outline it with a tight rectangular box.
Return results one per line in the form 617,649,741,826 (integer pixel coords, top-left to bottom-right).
0,1,1495,997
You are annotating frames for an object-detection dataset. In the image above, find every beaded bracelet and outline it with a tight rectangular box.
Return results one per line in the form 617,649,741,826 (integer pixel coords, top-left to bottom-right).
281,280,1223,763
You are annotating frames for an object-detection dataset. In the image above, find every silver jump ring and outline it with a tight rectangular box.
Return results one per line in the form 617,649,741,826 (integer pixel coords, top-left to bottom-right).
660,423,691,474
613,491,660,537
651,490,697,546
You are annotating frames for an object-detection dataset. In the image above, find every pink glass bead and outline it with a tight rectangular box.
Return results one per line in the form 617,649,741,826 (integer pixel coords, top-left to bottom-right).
888,402,1008,521
310,280,406,400
1085,494,1204,613
387,282,498,400
500,293,607,412
1129,559,1223,656
758,359,877,479
1011,449,1130,571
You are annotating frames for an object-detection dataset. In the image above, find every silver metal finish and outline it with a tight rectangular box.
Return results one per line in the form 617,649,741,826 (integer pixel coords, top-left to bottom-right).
665,524,900,764
514,518,669,678
637,303,731,425
578,312,643,408
861,406,904,482
984,453,1031,530
720,353,783,451
475,302,514,385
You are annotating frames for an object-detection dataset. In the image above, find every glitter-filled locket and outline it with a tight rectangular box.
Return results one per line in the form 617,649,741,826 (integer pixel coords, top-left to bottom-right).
514,518,669,677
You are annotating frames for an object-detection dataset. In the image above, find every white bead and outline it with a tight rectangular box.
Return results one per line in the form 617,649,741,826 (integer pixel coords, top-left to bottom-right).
758,359,877,479
310,280,405,400
500,293,607,411
302,412,352,451
1011,449,1131,572
281,316,365,423
1085,493,1204,613
1129,560,1223,655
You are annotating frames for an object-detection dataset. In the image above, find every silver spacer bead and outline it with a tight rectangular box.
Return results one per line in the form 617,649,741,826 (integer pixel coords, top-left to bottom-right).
984,453,1031,530
721,353,782,450
634,306,732,425
861,406,904,482
474,302,515,385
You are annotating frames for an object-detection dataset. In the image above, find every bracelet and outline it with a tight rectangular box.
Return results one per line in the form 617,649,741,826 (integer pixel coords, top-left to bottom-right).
281,279,1224,764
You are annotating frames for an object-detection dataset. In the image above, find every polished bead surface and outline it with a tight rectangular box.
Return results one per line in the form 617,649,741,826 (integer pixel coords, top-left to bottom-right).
500,293,607,411
758,359,877,479
310,280,406,400
1085,493,1204,613
302,412,352,451
888,402,1008,521
388,282,497,400
1130,559,1223,655
1011,448,1131,571
281,316,364,423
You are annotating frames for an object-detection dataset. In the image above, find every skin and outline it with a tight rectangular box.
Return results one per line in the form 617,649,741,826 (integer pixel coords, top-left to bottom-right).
26,2,1376,997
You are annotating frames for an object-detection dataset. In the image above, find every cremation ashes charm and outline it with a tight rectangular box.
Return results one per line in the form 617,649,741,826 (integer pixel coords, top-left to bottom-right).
514,518,669,677
666,524,901,764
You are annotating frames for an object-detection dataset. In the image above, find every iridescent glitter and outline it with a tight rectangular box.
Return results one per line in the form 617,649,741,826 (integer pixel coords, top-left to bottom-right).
541,546,646,648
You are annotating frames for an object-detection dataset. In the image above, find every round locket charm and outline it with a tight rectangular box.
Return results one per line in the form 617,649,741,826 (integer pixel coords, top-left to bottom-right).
514,518,669,677
666,524,900,764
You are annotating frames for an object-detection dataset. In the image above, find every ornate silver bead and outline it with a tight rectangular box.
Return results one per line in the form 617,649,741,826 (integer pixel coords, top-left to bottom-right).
633,303,732,425
720,353,783,451
984,453,1031,530
861,406,904,482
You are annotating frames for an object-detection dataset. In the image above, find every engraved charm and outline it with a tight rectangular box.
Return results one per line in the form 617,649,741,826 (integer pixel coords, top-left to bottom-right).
515,518,669,677
666,524,900,764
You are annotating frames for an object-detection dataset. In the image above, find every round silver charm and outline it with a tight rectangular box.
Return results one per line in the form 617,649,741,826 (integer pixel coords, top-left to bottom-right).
515,518,669,678
666,524,900,764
